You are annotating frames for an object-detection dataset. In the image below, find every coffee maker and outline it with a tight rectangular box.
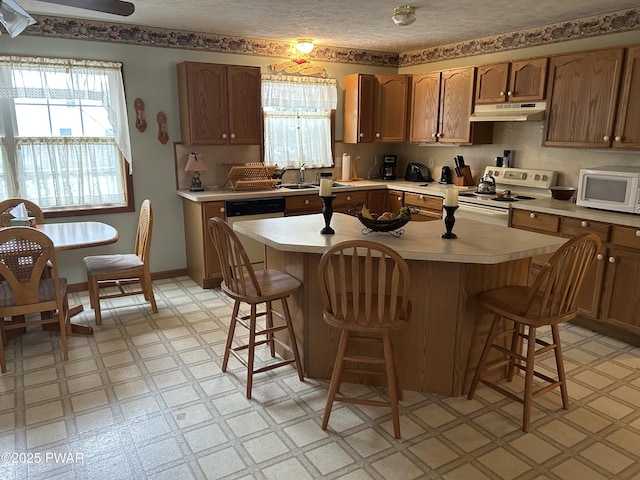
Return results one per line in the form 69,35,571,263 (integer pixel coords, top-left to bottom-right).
381,155,397,180
439,166,452,184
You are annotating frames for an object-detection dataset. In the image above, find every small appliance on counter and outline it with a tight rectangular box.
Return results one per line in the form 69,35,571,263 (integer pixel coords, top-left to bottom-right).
404,162,433,182
577,165,640,214
381,155,397,180
439,166,452,184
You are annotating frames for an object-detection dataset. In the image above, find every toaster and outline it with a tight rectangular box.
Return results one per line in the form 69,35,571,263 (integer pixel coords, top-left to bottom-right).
405,163,433,182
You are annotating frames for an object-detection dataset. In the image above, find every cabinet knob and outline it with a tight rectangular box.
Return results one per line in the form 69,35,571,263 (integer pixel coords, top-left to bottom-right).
608,256,616,264
419,195,424,200
597,253,604,261
432,133,437,138
346,196,352,201
359,133,364,138
230,133,236,139
529,212,536,219
375,132,381,138
220,207,225,213
222,133,228,139
507,90,512,96
603,135,610,142
636,230,640,237
499,91,505,96
615,135,622,142
581,221,588,227
304,199,310,205
397,196,402,201
437,133,443,138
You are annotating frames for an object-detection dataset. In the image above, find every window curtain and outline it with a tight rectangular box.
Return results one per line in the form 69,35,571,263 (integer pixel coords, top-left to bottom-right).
15,137,124,208
0,56,132,167
262,75,337,168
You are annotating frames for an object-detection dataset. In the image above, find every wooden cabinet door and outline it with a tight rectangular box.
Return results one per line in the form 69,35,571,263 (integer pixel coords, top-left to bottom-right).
178,62,228,145
404,192,442,221
409,72,441,143
613,46,640,150
475,63,509,104
386,190,404,213
544,49,624,148
343,74,375,143
509,58,548,102
600,246,640,334
374,75,409,142
366,190,386,215
439,67,475,144
227,66,262,145
202,202,226,279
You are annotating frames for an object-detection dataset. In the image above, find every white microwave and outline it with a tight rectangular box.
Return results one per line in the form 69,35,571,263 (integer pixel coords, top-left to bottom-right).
577,166,640,214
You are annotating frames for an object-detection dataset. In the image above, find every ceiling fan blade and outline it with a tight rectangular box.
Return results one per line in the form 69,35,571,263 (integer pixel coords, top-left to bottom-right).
38,0,135,16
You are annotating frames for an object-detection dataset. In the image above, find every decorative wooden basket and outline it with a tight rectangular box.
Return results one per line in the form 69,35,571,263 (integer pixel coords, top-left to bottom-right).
223,163,279,191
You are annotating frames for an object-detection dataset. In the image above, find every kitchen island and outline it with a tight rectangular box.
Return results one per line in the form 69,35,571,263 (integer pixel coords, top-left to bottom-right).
233,213,566,396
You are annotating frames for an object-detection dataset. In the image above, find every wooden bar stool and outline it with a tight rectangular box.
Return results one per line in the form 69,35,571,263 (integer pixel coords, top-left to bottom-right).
207,217,304,399
317,240,412,439
468,233,601,432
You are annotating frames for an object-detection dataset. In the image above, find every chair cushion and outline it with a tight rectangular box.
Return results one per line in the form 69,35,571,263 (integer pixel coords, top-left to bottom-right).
0,278,67,307
84,254,143,276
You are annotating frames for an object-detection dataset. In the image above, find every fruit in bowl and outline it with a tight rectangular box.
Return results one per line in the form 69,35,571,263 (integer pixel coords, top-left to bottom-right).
357,206,411,232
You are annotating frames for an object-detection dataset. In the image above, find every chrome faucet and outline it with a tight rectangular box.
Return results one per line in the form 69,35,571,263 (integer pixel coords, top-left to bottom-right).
299,163,306,183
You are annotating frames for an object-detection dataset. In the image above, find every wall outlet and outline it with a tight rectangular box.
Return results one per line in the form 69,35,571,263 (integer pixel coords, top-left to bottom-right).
428,158,434,168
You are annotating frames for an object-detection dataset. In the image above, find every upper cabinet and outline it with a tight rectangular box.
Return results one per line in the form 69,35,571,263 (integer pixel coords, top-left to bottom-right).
613,46,640,150
343,74,409,143
410,67,492,144
543,48,624,148
177,62,262,145
475,58,548,104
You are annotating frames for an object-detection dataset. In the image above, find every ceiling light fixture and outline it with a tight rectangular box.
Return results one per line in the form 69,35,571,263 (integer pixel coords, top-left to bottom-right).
296,39,315,54
0,0,36,37
392,5,416,27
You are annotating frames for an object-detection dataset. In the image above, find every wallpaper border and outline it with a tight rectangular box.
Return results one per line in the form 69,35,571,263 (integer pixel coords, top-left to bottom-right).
21,7,640,68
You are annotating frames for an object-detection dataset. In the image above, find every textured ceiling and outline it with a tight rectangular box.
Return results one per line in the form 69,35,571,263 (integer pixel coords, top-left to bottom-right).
17,0,640,53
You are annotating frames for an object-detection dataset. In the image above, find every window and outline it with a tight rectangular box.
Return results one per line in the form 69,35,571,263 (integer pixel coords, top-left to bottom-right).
0,56,133,213
261,75,337,169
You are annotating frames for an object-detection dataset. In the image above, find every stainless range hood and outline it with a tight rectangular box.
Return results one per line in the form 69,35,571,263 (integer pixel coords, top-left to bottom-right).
469,102,546,122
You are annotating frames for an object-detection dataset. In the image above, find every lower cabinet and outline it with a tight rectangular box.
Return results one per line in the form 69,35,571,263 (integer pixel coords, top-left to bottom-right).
511,208,640,342
403,192,443,221
386,190,404,214
285,191,366,216
182,199,226,288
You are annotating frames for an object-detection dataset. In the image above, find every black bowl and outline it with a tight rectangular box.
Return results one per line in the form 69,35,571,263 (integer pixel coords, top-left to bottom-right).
357,215,410,232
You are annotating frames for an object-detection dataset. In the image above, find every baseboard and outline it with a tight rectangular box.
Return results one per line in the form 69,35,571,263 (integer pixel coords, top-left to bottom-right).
67,268,189,293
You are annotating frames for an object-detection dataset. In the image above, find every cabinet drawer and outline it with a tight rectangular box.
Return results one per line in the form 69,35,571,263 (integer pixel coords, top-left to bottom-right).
285,194,323,214
511,209,561,234
612,225,640,249
561,217,610,242
404,192,442,211
334,191,366,207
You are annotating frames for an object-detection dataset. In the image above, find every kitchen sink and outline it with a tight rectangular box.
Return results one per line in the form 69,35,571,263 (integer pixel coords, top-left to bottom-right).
280,183,319,190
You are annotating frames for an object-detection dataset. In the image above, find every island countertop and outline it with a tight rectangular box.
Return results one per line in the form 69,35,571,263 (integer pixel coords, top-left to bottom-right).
231,213,567,396
232,212,566,264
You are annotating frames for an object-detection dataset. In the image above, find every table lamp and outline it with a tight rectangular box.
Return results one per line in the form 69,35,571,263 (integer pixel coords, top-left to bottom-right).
185,152,209,191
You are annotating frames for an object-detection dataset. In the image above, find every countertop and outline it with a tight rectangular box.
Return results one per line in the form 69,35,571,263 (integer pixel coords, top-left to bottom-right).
177,179,640,228
232,213,566,264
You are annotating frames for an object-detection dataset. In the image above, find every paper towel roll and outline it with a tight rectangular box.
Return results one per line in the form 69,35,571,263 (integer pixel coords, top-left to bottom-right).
341,153,351,181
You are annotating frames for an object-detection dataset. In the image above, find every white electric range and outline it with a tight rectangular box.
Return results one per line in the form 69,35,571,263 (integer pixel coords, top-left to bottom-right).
456,166,558,226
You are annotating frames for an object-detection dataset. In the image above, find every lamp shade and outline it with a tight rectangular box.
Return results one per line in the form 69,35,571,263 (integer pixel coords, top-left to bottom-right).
0,0,37,38
184,152,209,172
296,39,314,54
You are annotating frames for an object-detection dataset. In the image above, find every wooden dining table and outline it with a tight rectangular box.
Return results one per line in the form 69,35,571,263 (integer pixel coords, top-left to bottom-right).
37,221,119,334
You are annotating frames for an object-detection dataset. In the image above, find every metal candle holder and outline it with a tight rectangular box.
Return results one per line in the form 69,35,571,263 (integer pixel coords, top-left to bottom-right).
320,195,336,234
441,205,459,239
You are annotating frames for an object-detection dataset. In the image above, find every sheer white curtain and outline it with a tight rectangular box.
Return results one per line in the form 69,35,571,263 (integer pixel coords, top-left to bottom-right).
262,74,337,168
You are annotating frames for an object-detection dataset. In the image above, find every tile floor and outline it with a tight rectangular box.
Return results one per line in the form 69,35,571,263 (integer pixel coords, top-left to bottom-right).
1,276,639,480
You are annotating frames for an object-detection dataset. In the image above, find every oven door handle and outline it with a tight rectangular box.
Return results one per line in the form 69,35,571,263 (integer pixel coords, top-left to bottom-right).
457,203,509,218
